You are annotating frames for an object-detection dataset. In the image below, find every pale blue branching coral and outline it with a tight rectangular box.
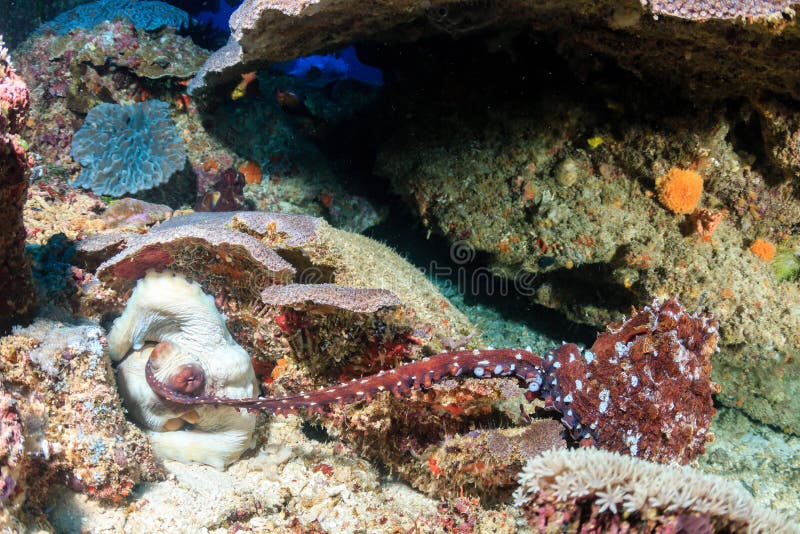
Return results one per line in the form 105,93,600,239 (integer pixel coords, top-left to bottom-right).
70,100,187,197
41,0,189,34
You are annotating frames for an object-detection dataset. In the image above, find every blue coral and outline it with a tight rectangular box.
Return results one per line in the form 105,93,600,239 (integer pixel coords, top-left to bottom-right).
70,100,186,196
41,0,189,34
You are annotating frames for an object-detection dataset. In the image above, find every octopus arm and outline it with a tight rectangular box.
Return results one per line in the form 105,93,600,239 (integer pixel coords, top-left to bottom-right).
146,348,547,414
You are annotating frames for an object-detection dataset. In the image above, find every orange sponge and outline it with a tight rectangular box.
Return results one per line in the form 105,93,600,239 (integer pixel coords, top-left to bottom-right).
239,161,262,185
749,238,776,261
656,168,703,214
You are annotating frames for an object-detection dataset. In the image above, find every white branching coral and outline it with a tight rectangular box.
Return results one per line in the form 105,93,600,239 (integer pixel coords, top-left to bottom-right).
109,271,258,469
514,448,797,533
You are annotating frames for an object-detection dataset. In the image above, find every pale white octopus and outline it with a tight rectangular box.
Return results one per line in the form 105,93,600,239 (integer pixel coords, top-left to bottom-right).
108,271,258,469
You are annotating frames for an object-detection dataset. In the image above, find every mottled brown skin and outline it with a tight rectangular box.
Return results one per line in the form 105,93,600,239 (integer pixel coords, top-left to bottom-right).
542,298,720,463
146,298,719,465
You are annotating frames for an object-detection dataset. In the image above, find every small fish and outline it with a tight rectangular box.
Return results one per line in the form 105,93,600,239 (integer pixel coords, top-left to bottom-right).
274,88,312,117
231,71,258,100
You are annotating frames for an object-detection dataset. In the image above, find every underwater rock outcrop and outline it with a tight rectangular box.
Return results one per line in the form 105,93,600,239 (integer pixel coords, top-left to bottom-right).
0,36,36,333
377,88,800,436
189,0,800,103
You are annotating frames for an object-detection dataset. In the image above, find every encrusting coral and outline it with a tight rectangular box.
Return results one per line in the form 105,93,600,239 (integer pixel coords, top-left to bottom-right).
109,271,259,469
513,448,797,533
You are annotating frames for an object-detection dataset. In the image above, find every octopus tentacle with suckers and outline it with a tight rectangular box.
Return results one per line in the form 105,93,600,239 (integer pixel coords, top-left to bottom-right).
123,269,719,467
109,271,258,469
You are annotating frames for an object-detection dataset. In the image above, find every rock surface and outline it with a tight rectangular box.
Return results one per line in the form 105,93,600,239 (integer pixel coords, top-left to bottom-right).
0,36,36,332
190,0,800,103
377,83,800,435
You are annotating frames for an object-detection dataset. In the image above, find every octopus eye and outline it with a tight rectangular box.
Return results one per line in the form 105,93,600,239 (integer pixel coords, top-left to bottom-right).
150,340,178,368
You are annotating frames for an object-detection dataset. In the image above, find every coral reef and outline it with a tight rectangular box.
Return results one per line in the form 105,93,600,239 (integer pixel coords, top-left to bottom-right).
377,78,800,434
0,318,161,528
513,448,796,533
70,100,187,197
110,272,259,469
14,19,384,231
1,0,798,528
39,0,189,35
146,297,719,466
12,18,210,209
0,35,36,332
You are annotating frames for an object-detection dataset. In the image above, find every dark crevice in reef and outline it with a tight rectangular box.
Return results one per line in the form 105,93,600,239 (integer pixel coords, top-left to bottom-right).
537,263,639,328
315,32,678,342
274,249,337,285
727,100,768,172
354,30,700,129
301,421,335,444
365,209,597,347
